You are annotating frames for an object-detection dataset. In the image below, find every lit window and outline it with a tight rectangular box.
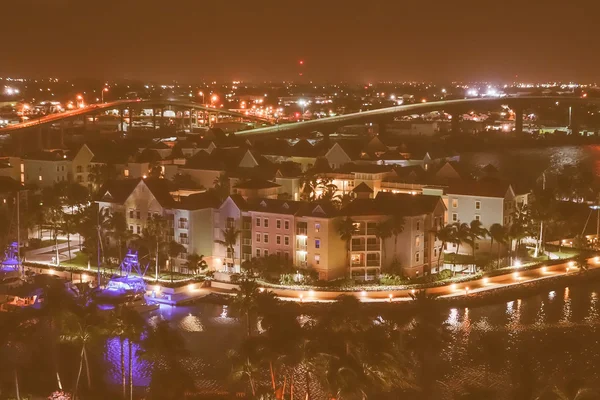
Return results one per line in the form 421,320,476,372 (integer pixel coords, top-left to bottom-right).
415,236,420,247
124,169,129,177
315,255,320,265
452,199,458,208
315,239,320,249
38,175,42,181
315,223,321,232
475,201,481,210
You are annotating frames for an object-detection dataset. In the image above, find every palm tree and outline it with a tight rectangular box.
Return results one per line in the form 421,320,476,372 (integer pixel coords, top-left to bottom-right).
186,252,208,276
335,217,357,276
469,219,488,267
231,278,262,337
106,212,132,269
435,224,456,270
390,214,405,258
214,226,240,272
374,219,392,262
212,173,230,201
167,240,185,283
452,222,471,269
300,172,319,202
142,214,168,281
0,313,32,400
488,223,506,269
574,253,590,272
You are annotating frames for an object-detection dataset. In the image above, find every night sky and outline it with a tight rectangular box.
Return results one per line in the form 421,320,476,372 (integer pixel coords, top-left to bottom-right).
2,0,599,82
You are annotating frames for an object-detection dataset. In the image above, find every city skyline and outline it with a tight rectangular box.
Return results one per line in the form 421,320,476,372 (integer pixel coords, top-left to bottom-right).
2,0,600,82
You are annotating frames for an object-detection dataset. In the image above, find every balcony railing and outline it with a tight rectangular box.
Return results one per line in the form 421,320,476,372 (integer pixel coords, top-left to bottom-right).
297,242,307,251
297,261,308,267
242,223,251,230
226,251,235,259
179,238,189,245
366,259,381,267
296,228,307,236
242,238,252,246
366,244,381,251
351,243,366,251
178,223,188,229
366,228,377,236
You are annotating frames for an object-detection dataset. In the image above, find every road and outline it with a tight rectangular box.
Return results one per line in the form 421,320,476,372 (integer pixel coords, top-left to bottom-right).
0,99,271,133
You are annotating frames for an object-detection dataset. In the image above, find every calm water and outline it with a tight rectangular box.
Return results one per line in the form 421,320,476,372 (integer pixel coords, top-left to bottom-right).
462,144,600,186
103,282,600,398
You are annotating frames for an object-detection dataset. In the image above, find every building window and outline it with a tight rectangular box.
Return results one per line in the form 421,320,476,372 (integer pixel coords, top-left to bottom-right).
129,210,134,219
276,219,281,229
179,218,188,229
227,217,235,228
276,235,281,245
434,247,438,257
452,199,458,208
129,225,133,232
315,239,321,249
38,175,42,181
256,218,261,227
452,213,458,222
256,249,261,257
76,165,82,173
315,254,320,265
475,214,481,221
415,236,420,247
264,218,269,228
284,220,289,230
475,243,480,250
284,252,289,260
416,221,420,231
136,226,141,234
77,176,83,183
179,233,189,244
284,236,290,246
415,252,420,263
475,201,481,210
315,223,321,233
136,211,141,219
264,249,269,257
264,234,269,244
124,169,129,177
256,233,261,242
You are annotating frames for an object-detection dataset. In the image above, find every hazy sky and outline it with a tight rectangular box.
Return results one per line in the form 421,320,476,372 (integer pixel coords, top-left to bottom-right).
2,0,599,83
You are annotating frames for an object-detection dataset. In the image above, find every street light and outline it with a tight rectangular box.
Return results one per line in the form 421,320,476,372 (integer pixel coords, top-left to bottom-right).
198,91,204,104
298,99,307,121
101,87,108,103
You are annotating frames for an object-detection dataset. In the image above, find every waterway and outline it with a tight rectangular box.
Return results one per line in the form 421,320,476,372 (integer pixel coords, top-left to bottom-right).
102,281,600,398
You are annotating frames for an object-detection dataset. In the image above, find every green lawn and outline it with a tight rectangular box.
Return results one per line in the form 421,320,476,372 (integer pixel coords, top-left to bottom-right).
62,252,90,268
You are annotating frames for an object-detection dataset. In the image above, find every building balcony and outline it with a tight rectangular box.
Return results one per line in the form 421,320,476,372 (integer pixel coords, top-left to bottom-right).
296,228,307,236
366,244,381,251
297,261,308,268
366,228,377,236
242,238,252,246
178,223,188,229
179,238,189,245
351,243,366,251
366,259,381,267
242,223,252,230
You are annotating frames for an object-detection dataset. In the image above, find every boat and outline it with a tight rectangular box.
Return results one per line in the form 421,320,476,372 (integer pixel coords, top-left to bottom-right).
93,250,149,304
0,242,21,282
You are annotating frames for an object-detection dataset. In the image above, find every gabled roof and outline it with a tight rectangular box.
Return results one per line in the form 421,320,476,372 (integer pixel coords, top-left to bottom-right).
238,197,338,217
143,178,176,208
352,182,374,193
341,192,444,217
97,179,142,204
22,150,71,161
85,141,136,164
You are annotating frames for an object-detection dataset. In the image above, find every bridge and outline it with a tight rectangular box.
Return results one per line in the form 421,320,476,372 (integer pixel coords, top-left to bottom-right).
234,96,596,138
0,98,272,133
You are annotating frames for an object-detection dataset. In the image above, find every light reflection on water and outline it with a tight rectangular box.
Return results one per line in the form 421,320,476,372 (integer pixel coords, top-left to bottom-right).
103,283,600,395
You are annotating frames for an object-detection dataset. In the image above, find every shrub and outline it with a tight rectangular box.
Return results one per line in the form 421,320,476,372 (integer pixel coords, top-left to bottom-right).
379,274,408,285
436,269,454,280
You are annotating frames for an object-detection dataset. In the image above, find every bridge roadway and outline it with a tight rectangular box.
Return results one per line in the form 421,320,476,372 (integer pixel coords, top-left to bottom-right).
0,99,271,133
236,96,594,137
